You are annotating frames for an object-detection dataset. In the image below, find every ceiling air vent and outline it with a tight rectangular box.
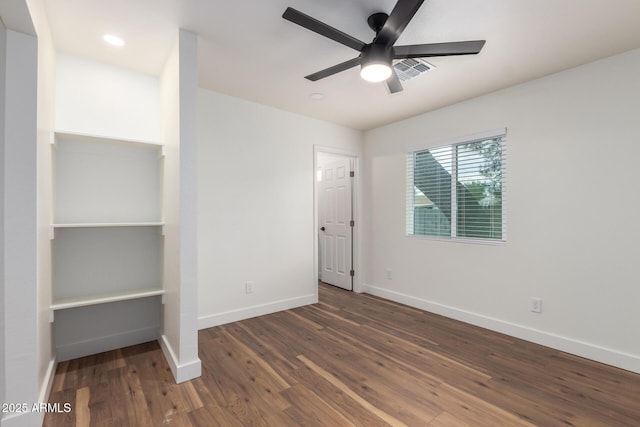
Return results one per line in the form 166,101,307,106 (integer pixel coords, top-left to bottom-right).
393,58,435,81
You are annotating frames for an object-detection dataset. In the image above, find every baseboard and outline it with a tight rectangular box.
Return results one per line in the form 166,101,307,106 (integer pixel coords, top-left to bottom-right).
158,334,202,383
362,284,640,374
40,356,57,407
198,294,317,330
55,326,159,362
33,357,58,426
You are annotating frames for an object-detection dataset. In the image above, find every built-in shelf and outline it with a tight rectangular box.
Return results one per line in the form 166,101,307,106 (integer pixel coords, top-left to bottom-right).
52,222,164,229
51,287,164,311
50,222,164,240
50,130,165,359
52,130,163,150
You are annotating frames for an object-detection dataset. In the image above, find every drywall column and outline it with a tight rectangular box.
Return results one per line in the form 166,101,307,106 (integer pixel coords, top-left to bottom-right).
28,0,58,407
0,28,39,427
159,29,201,383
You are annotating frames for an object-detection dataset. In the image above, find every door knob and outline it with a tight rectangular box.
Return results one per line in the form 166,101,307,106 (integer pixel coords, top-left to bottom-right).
320,227,326,231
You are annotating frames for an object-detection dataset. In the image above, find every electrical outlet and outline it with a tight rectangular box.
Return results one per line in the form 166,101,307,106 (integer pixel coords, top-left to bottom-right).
245,281,254,294
530,297,542,313
386,269,392,280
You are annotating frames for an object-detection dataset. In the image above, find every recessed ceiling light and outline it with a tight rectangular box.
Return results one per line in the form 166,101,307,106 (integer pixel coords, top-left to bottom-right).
103,34,125,47
310,93,324,100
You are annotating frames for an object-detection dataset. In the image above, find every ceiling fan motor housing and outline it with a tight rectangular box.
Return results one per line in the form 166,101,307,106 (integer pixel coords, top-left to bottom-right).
361,43,392,66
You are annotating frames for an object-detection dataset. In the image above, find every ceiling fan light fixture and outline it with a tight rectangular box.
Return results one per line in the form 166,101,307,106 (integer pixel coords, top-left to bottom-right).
360,44,392,83
360,62,392,82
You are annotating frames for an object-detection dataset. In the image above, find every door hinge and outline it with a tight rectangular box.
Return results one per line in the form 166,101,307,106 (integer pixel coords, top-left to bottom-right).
350,171,355,178
350,269,355,277
350,220,355,227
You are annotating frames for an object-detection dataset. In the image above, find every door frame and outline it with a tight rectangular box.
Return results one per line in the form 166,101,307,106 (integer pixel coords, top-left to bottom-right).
313,145,361,299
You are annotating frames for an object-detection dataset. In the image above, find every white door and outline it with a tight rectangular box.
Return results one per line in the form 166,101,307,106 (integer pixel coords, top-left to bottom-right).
318,155,353,290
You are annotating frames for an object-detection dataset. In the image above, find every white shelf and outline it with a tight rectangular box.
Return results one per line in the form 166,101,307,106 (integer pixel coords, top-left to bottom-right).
51,287,164,311
52,130,163,149
52,222,164,229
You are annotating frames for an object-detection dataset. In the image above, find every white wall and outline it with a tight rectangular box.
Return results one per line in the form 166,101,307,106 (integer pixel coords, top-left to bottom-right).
55,54,160,141
0,28,39,426
363,48,640,373
197,89,363,327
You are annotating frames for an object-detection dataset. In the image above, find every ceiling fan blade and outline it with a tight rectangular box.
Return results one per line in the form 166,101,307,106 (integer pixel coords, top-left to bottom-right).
386,71,404,94
393,40,486,59
305,57,362,81
374,0,425,46
283,7,366,52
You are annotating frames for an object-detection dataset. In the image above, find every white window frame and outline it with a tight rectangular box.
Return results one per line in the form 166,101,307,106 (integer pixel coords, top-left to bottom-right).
406,128,507,245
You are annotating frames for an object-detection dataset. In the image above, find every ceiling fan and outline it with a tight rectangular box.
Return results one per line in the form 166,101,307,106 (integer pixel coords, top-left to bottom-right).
282,0,486,93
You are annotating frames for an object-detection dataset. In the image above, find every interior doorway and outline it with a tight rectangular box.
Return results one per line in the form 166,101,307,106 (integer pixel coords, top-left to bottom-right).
316,151,356,291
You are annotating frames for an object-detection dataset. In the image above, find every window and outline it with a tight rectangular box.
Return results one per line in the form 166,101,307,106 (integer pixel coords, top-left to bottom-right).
406,129,506,242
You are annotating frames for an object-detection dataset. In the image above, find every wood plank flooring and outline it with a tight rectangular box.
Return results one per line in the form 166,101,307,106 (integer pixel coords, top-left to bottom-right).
44,283,640,426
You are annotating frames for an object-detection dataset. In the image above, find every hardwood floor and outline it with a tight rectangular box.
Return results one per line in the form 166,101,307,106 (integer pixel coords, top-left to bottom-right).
45,283,640,426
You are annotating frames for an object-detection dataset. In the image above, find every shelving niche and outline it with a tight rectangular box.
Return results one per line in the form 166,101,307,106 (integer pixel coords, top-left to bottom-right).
51,131,165,361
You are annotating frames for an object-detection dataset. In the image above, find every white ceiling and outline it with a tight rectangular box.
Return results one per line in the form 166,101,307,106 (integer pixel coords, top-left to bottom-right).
31,0,640,130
